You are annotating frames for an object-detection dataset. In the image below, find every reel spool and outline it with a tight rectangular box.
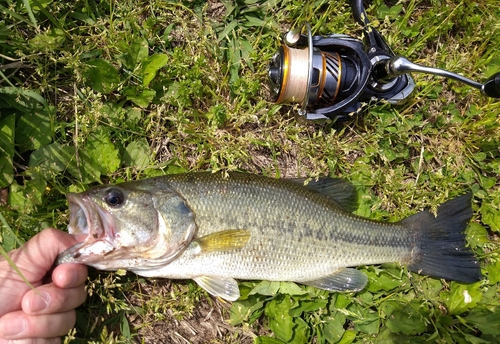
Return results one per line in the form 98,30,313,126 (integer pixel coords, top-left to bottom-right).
269,23,351,109
269,46,358,109
268,24,373,120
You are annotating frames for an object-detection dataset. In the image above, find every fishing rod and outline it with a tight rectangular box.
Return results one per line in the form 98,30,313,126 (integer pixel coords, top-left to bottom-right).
267,0,500,120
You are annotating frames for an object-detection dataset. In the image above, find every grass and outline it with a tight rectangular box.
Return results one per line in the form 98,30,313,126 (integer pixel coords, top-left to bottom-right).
1,0,500,342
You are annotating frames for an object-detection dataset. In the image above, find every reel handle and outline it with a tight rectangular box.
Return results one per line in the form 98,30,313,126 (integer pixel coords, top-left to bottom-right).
374,57,500,99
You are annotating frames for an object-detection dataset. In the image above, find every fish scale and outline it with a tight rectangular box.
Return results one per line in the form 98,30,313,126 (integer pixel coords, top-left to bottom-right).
140,173,415,279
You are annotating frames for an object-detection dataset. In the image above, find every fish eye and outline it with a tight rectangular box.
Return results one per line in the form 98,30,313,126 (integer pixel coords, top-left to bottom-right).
105,188,125,207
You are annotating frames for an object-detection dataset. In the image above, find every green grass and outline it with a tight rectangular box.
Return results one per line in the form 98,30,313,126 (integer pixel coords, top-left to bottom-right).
1,0,500,343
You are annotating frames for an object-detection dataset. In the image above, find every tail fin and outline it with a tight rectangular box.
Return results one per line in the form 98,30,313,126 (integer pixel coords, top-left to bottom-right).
404,194,482,283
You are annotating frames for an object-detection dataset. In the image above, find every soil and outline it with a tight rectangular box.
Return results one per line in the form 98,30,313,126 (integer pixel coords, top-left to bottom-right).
125,279,270,343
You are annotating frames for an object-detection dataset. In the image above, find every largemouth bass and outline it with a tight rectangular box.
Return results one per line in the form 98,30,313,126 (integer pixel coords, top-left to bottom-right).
57,172,481,301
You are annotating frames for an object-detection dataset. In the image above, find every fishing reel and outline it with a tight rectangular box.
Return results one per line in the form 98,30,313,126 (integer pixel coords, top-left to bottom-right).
268,0,500,121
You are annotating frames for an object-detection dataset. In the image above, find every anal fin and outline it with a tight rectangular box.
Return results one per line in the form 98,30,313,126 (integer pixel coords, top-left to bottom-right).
193,276,240,301
301,268,368,292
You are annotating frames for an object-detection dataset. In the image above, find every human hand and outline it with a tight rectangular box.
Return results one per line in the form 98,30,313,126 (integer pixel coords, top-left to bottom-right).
0,228,88,344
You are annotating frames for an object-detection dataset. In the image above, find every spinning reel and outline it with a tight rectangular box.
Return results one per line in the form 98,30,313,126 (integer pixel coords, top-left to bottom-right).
268,0,500,120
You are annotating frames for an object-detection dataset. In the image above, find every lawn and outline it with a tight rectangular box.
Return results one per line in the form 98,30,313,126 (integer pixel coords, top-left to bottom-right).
1,0,499,343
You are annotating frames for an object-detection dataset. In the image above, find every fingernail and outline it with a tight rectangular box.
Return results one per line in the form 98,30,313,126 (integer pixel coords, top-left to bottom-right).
0,316,27,337
29,291,51,312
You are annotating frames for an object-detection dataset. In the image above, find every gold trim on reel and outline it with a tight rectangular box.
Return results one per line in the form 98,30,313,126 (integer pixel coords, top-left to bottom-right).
269,39,344,109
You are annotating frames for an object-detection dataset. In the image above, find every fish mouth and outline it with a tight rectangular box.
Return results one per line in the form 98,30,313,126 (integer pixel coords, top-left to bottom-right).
57,193,116,265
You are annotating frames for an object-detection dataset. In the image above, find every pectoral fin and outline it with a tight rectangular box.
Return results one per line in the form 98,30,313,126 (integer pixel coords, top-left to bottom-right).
195,229,251,253
193,276,240,301
301,268,368,292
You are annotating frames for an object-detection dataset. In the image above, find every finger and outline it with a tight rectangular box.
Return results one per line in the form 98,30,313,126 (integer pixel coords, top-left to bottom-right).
22,283,86,315
51,263,88,289
0,310,75,340
0,337,61,344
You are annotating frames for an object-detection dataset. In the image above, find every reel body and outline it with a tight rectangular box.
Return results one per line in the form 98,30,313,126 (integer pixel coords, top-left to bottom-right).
268,1,500,120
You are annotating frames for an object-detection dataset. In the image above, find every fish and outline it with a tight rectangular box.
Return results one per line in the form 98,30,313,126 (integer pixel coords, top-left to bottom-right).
57,172,482,301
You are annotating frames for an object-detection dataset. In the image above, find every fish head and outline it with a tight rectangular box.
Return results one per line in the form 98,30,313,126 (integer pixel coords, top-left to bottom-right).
57,180,197,270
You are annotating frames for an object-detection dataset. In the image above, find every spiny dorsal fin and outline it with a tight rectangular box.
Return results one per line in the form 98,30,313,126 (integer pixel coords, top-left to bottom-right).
195,229,251,253
290,177,358,213
301,268,368,292
193,276,240,301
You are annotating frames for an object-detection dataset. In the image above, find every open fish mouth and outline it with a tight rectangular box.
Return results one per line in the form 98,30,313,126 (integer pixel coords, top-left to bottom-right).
57,193,116,265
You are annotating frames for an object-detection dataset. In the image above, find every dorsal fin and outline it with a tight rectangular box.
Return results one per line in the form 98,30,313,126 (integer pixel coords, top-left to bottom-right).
290,177,358,213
